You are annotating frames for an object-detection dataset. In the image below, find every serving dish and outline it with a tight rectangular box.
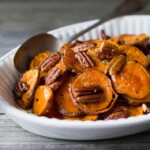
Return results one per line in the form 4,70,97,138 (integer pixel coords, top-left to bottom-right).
1,15,150,140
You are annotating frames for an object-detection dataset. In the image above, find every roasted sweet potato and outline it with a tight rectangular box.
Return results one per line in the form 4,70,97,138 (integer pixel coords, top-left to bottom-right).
119,34,149,45
127,106,143,117
104,55,126,75
124,93,150,104
13,69,40,109
119,45,148,68
29,51,51,69
61,44,87,73
111,61,150,99
147,55,150,66
71,68,118,115
54,75,84,117
107,37,120,44
87,50,107,73
63,115,99,121
33,85,53,115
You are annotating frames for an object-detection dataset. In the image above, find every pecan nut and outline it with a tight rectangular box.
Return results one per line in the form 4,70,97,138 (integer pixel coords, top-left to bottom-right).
101,30,110,40
71,42,96,53
72,86,102,103
40,52,61,72
75,52,95,68
104,106,127,120
13,81,29,98
95,41,120,60
45,66,62,85
49,73,67,91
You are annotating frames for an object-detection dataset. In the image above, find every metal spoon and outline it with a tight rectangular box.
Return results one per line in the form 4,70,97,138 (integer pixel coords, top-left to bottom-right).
14,0,149,73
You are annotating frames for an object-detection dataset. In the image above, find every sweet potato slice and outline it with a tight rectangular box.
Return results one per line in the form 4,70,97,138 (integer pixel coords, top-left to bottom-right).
61,44,87,73
104,55,126,75
63,115,99,121
29,51,51,69
111,61,150,99
71,68,118,115
87,50,107,73
54,75,84,117
33,86,53,116
119,34,149,45
107,37,120,44
13,69,40,109
119,45,148,68
123,93,150,104
127,106,143,117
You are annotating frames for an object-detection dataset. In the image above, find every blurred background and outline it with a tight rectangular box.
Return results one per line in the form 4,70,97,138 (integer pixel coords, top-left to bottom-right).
0,0,150,57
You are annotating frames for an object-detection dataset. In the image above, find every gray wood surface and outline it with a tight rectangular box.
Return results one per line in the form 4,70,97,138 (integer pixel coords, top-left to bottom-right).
1,0,150,149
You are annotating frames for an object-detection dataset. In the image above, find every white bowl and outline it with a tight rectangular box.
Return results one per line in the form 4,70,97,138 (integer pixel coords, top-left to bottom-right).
1,15,150,140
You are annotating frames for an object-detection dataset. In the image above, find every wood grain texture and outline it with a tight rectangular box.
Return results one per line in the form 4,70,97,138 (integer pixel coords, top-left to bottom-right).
0,0,150,149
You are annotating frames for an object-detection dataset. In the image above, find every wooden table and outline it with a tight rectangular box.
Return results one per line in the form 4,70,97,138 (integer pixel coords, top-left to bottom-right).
1,0,150,149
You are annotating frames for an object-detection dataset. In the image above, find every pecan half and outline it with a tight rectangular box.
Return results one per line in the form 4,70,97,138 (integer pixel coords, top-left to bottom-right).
72,86,102,103
101,30,110,40
104,106,127,120
49,73,67,91
13,81,29,98
71,42,96,53
95,41,120,60
40,52,61,72
45,66,62,85
75,52,95,68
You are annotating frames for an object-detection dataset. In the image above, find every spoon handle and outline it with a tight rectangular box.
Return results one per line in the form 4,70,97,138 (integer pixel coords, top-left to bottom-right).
65,0,149,43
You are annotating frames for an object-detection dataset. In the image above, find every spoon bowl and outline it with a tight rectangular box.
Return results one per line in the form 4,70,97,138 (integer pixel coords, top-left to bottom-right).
14,33,62,73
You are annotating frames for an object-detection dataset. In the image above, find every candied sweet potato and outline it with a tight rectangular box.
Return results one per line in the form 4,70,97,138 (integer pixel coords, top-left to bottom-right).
104,55,126,75
63,115,99,121
127,106,143,117
111,61,150,99
33,85,53,115
29,51,51,69
71,68,118,115
61,44,87,73
124,93,150,104
119,34,149,45
54,75,84,117
119,45,148,68
14,69,40,109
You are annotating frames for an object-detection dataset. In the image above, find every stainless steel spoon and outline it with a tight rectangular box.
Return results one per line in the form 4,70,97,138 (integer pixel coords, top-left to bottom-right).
14,0,149,73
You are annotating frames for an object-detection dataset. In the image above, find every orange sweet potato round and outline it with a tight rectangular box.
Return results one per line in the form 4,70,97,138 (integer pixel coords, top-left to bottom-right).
29,51,51,69
119,45,148,68
71,68,118,115
123,93,150,104
63,115,99,121
127,106,143,117
54,75,84,117
111,61,150,99
61,44,87,73
13,69,40,109
119,34,149,45
33,85,53,116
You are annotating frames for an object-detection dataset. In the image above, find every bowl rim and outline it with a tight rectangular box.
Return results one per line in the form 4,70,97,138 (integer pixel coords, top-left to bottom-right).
1,15,150,129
